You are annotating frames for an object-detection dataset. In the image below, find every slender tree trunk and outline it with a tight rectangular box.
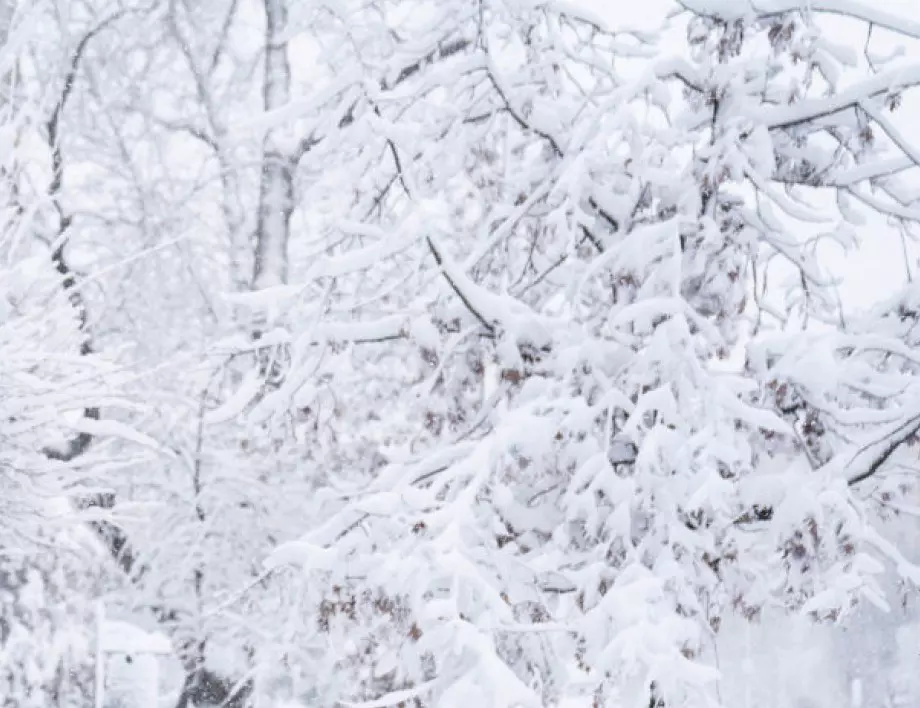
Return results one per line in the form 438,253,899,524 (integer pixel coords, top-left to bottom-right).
252,0,293,290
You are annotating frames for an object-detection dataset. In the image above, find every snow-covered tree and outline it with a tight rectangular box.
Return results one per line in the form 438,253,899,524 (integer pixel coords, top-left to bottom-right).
228,1,920,705
0,3,169,705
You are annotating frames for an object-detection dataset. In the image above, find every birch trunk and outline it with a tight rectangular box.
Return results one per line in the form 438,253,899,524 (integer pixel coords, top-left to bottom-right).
252,0,293,290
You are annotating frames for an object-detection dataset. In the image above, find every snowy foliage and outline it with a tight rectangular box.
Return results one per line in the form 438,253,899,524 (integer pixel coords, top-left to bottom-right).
228,3,920,705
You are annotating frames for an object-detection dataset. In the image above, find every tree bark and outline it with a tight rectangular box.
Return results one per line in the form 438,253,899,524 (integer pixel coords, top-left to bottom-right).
252,0,294,290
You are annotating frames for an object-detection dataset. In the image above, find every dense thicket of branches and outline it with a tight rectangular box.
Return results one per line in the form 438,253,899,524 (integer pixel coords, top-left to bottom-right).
3,0,920,706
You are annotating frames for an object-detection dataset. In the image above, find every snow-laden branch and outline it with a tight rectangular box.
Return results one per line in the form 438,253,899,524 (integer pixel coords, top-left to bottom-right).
426,235,496,333
678,0,920,40
753,0,920,40
830,156,916,186
844,405,920,486
859,100,920,170
759,63,920,129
